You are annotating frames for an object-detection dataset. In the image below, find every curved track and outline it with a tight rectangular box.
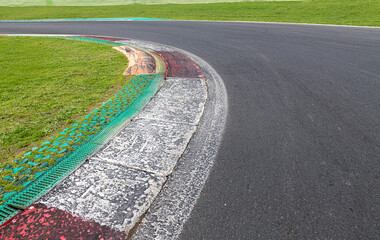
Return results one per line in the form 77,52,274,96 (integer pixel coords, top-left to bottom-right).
1,21,379,239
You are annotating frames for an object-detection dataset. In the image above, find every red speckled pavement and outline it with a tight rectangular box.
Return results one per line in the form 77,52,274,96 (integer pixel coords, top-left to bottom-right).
0,203,127,240
159,52,205,78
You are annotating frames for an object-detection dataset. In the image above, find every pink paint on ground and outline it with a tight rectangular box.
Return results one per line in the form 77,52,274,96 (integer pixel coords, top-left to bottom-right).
0,203,126,240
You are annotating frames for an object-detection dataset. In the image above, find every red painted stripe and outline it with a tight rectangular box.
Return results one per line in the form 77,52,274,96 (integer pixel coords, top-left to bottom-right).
0,203,126,240
159,53,169,79
158,51,205,78
0,214,18,230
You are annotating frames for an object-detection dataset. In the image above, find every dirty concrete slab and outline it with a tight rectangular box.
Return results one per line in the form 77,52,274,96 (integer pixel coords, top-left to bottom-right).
138,78,207,125
39,160,165,233
93,118,196,176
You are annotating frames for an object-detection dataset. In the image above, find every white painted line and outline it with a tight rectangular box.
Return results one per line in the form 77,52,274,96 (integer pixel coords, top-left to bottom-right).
117,39,176,52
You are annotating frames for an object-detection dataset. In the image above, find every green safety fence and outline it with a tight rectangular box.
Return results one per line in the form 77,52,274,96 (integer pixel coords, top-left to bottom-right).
0,0,264,7
0,36,164,225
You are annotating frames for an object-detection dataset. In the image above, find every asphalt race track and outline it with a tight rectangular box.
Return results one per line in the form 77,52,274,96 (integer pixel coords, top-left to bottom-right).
1,21,379,239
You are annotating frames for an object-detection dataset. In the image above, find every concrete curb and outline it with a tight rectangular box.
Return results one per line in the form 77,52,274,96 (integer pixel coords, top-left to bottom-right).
133,42,228,240
0,34,228,239
38,38,219,238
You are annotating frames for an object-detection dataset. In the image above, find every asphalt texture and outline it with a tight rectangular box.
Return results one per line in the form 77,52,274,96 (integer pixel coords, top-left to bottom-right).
1,21,379,239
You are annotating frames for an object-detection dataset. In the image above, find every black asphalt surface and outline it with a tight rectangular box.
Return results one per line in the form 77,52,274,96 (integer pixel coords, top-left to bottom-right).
1,21,379,239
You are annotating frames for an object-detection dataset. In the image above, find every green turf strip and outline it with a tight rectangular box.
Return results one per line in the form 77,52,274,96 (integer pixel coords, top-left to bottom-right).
0,0,379,27
0,36,127,165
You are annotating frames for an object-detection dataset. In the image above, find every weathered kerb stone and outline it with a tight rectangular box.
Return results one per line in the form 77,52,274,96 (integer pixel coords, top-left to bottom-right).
94,118,196,176
39,160,165,233
138,78,207,125
37,48,208,238
94,78,206,176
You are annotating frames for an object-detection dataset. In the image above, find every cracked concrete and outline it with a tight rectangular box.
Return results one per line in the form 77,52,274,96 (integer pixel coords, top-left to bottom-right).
0,35,226,240
39,160,165,233
39,62,208,235
138,78,207,125
93,118,196,176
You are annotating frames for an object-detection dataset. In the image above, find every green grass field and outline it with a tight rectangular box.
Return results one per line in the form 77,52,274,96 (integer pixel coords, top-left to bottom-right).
0,0,298,7
0,37,127,164
0,0,379,26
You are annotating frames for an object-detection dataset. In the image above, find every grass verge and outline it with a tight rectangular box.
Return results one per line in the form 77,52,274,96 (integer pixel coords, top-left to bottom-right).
0,0,301,7
0,36,127,164
0,0,379,26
